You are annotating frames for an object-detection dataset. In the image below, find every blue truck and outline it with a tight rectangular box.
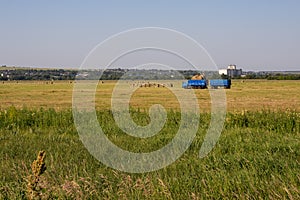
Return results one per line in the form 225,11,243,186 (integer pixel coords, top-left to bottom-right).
182,79,231,89
209,79,231,89
182,79,208,89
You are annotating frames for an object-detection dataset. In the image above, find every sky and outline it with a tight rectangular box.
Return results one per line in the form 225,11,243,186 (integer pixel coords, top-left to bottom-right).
0,0,299,71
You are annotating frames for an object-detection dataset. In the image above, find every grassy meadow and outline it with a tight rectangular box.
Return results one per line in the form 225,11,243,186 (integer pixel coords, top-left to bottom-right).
0,80,299,199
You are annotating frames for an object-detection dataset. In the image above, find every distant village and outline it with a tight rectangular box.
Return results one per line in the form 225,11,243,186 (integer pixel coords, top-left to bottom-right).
0,65,299,81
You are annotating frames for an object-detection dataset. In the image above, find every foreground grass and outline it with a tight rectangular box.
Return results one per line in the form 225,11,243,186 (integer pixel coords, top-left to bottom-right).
0,108,299,199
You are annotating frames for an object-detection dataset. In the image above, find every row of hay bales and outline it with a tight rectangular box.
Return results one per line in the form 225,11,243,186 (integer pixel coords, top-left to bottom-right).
140,82,166,88
132,82,174,88
1,80,74,84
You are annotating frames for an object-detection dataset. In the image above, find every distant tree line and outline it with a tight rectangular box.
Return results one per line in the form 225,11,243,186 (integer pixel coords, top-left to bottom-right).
266,74,300,80
240,73,300,80
0,67,219,81
0,68,77,81
0,66,299,81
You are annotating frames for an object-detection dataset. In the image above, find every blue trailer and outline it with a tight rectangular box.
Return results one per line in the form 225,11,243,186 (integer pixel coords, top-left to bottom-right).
209,79,231,89
182,80,208,89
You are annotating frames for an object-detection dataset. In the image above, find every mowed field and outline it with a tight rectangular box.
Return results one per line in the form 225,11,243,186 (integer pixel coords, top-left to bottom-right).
0,79,299,112
0,79,299,199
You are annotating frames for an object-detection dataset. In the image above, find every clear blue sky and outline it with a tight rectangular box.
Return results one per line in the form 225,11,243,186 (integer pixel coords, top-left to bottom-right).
0,0,299,71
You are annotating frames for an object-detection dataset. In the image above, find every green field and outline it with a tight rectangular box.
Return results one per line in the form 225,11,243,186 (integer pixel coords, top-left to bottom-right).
0,80,299,199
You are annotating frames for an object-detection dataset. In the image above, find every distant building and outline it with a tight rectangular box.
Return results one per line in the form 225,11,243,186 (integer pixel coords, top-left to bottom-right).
218,69,228,75
219,64,242,78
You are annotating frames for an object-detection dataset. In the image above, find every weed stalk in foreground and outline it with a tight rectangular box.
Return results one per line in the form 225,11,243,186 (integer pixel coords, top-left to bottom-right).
27,150,47,200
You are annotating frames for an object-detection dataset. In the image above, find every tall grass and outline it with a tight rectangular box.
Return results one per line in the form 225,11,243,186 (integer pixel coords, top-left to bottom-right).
0,107,299,199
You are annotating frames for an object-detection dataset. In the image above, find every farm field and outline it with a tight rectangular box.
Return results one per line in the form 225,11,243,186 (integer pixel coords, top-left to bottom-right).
0,80,299,199
0,79,299,112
